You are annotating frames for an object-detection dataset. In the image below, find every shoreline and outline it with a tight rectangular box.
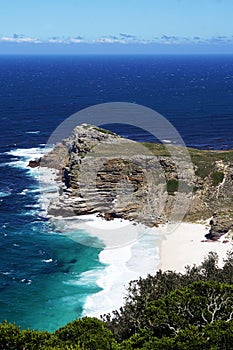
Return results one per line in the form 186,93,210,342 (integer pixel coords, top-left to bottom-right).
50,214,232,317
157,222,232,273
49,214,160,317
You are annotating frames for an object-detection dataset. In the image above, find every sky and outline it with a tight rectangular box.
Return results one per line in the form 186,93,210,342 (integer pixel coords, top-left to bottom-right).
0,0,233,54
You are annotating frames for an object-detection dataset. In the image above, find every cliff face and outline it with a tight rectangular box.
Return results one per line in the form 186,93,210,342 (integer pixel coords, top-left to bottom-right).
38,124,233,238
40,125,168,226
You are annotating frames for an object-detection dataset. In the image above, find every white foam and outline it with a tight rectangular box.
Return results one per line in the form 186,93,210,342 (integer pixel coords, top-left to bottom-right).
0,189,11,198
5,146,59,213
54,214,160,318
19,189,29,195
26,131,40,134
6,147,46,161
5,146,161,318
1,271,11,276
24,203,41,208
5,147,46,173
62,214,145,249
82,228,160,317
70,268,104,287
162,139,172,143
42,258,53,263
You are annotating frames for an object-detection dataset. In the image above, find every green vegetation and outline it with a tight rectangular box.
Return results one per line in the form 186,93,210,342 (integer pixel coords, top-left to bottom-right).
166,178,178,194
166,179,192,195
0,318,117,350
1,252,233,349
211,171,224,186
93,126,117,136
142,141,233,183
141,142,170,156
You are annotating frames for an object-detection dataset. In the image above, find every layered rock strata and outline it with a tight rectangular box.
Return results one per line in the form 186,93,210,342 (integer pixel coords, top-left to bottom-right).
30,124,233,239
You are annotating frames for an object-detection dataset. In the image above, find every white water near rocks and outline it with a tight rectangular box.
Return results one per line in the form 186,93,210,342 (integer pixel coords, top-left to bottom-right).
58,215,160,317
6,146,161,319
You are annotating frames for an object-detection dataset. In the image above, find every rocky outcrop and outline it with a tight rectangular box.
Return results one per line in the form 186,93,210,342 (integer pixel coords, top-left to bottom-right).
41,125,168,226
33,124,233,239
28,159,41,168
205,212,233,241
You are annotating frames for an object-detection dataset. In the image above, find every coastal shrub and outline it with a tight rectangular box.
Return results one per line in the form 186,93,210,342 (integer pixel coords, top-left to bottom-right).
211,171,224,186
0,322,22,350
116,317,233,349
102,252,233,341
201,320,233,349
0,320,116,350
54,317,117,350
166,179,178,194
0,321,51,350
142,321,233,350
146,281,233,332
192,155,215,179
41,345,85,350
93,126,116,136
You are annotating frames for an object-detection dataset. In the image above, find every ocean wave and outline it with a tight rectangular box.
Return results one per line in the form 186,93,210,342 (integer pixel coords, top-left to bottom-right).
74,268,105,288
53,215,160,318
82,229,160,317
5,147,58,207
41,258,53,263
6,147,45,160
26,131,40,134
1,271,12,276
24,204,41,209
0,189,12,198
20,278,32,285
19,189,29,195
5,147,46,172
5,146,53,169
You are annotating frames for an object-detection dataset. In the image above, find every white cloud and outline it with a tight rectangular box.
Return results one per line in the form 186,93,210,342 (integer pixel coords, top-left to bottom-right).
1,34,233,46
70,36,84,43
93,37,126,44
0,35,41,43
47,38,65,44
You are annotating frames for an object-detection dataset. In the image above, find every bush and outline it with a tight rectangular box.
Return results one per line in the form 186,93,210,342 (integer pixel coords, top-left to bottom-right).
0,322,51,350
54,317,117,350
166,179,178,194
211,171,224,186
102,252,233,342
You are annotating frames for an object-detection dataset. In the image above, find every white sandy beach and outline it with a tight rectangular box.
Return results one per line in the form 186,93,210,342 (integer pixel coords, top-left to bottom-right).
58,215,231,317
157,222,232,273
46,212,232,317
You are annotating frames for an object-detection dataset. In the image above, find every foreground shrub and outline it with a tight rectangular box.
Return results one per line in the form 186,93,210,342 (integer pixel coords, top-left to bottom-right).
54,317,117,349
0,321,51,350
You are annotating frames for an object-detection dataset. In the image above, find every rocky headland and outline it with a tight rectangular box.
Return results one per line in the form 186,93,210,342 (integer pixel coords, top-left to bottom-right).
30,124,233,241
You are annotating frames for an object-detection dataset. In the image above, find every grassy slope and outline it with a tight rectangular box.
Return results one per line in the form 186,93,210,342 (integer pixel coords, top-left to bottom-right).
142,142,233,221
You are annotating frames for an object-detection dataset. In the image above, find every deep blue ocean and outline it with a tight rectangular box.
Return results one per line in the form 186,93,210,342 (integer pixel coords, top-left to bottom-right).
0,55,233,331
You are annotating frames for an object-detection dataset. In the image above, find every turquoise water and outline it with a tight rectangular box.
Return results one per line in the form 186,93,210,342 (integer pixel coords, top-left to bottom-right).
0,225,104,331
0,149,105,331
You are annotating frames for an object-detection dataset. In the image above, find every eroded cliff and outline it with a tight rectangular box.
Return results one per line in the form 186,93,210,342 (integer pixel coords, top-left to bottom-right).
34,124,233,239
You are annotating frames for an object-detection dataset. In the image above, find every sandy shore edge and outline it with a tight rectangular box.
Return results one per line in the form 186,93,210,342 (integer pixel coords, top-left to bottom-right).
156,222,232,273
